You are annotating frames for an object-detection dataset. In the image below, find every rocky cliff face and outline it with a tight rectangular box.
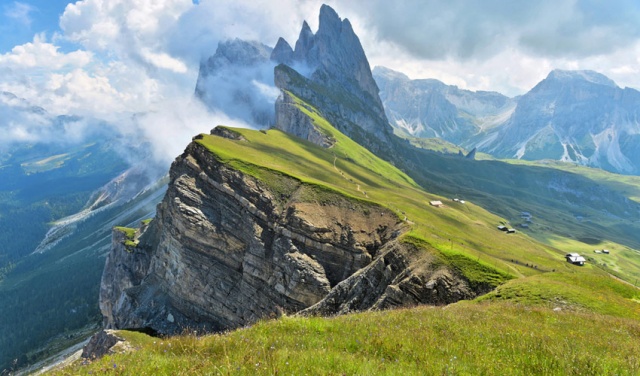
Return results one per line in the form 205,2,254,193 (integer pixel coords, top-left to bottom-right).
272,5,395,152
274,90,335,148
100,127,490,335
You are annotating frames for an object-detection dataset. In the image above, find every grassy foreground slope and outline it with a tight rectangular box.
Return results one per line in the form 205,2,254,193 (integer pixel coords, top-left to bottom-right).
53,303,640,375
52,100,640,374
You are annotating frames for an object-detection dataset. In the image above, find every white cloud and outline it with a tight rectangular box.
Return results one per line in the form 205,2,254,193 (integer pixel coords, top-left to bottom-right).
0,35,140,118
327,0,640,95
123,96,253,164
60,0,192,51
0,92,82,146
4,0,640,164
140,48,188,73
338,0,640,61
4,1,35,27
0,34,92,69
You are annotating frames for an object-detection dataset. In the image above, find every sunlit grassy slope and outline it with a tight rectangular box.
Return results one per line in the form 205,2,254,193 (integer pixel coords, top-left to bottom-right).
507,158,640,203
458,155,640,284
52,96,640,375
403,128,640,286
197,98,568,281
53,302,640,375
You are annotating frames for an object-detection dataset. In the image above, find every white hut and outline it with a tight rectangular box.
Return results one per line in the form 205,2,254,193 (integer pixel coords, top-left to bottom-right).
565,253,586,266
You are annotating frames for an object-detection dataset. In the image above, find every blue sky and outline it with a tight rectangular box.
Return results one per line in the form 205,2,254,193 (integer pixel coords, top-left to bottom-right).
0,0,72,52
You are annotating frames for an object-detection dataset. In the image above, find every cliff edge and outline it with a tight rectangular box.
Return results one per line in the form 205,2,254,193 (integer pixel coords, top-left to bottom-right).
99,126,496,335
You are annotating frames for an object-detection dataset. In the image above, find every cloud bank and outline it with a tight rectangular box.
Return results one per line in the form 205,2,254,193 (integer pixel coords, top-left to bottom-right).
2,0,640,163
0,0,308,163
334,0,640,95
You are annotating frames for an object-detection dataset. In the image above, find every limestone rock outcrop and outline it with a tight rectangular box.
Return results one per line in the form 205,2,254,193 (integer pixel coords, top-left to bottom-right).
271,37,293,65
100,131,403,334
272,5,395,152
274,90,335,148
304,242,484,316
99,126,494,336
81,330,131,360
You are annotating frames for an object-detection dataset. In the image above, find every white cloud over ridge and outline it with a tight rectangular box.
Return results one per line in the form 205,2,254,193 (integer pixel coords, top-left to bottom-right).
0,0,303,162
341,0,640,61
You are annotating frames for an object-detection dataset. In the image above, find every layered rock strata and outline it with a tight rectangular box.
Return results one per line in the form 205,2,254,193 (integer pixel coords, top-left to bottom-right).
100,128,490,336
101,131,399,334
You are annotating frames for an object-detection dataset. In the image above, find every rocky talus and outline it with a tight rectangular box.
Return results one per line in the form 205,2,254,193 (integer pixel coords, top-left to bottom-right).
100,128,489,336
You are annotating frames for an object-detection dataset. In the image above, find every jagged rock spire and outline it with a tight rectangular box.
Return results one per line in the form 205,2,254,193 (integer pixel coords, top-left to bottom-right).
271,37,293,64
273,4,393,149
293,21,315,62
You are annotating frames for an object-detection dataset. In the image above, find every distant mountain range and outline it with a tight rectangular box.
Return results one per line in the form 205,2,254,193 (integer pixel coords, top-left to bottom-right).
374,67,516,144
375,67,640,175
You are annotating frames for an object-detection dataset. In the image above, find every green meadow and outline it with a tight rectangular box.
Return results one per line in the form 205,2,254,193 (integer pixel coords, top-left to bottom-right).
53,302,640,375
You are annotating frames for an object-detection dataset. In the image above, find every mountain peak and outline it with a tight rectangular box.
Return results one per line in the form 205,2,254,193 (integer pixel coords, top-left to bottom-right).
274,5,393,151
293,21,315,61
210,39,272,68
300,20,312,36
318,4,341,32
546,69,617,87
271,37,293,64
372,66,410,82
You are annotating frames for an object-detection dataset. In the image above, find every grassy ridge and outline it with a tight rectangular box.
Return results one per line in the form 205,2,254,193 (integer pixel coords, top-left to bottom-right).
192,96,640,301
480,271,640,318
196,127,552,284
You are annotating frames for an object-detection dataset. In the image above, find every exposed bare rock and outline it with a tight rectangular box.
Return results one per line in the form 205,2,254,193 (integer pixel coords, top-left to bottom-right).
210,126,247,141
272,5,395,152
81,330,131,360
275,90,334,147
100,135,402,335
271,37,293,65
99,226,153,329
293,21,315,63
302,241,483,316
